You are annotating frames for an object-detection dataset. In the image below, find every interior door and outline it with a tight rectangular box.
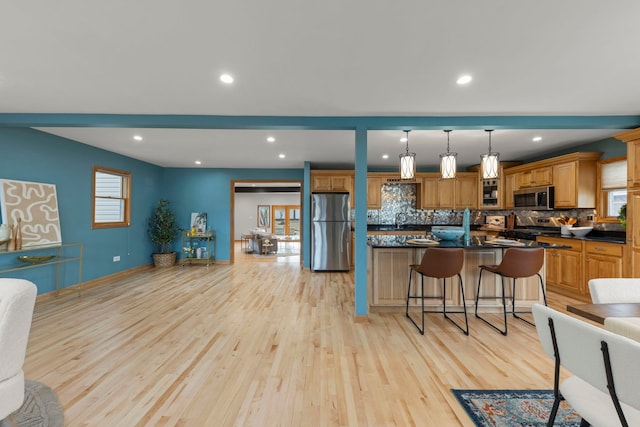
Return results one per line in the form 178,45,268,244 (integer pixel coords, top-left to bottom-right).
272,205,301,241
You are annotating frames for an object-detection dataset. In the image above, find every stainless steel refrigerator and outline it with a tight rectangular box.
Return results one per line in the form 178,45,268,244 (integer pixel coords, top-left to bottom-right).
311,192,351,271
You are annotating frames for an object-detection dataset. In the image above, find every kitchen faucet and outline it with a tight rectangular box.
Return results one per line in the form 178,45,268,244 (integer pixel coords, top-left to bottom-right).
395,212,407,228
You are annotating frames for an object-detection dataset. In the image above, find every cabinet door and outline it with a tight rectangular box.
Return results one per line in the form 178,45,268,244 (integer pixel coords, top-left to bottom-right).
455,174,478,209
438,179,455,208
553,162,577,208
504,173,516,208
367,177,382,209
331,175,352,192
629,140,640,189
558,250,583,293
421,176,440,209
545,249,560,286
629,190,640,277
312,176,332,191
532,167,553,186
585,254,623,284
516,171,532,188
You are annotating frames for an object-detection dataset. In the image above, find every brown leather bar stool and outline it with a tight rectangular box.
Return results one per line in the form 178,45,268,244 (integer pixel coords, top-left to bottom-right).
405,248,468,335
474,247,547,335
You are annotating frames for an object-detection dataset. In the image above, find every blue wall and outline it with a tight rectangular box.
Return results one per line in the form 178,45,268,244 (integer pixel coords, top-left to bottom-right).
0,128,163,293
161,168,304,261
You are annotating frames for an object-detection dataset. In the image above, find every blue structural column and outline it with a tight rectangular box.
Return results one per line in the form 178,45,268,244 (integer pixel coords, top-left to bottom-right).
303,161,311,269
354,127,368,317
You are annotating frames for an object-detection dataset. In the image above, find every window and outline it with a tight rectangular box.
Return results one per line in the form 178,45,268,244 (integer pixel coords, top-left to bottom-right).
93,166,131,228
597,157,626,222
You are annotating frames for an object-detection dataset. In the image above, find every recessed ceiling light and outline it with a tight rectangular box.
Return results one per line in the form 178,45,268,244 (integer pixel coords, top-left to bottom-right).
279,154,286,159
456,75,472,85
220,73,234,84
251,184,256,187
532,136,543,142
195,160,202,165
133,135,143,141
400,137,408,143
267,136,275,143
382,154,389,159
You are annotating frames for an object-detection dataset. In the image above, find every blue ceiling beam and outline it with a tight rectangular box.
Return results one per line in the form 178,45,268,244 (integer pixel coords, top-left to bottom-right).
0,113,639,130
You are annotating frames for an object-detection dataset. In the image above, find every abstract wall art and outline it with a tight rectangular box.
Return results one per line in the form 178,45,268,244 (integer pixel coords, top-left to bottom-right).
0,179,62,247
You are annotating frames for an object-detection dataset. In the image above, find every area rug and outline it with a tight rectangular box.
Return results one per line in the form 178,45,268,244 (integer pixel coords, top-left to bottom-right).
1,380,64,427
451,389,581,426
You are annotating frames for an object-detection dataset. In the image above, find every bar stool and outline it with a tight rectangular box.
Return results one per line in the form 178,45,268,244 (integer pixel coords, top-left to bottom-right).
474,247,546,335
405,248,468,335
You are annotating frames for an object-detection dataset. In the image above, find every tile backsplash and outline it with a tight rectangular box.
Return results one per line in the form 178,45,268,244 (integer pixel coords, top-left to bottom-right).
365,182,625,232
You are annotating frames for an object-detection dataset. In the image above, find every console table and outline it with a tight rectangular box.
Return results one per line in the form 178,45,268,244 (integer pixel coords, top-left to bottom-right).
0,242,83,295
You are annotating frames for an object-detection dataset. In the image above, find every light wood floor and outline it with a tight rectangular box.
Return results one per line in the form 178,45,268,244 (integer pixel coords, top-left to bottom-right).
24,253,582,426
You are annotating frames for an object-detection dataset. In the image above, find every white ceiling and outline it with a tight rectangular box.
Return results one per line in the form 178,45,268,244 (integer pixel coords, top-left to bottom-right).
2,1,639,169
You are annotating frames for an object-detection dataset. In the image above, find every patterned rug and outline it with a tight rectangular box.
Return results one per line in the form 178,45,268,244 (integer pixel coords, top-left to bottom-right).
1,380,63,427
451,389,581,426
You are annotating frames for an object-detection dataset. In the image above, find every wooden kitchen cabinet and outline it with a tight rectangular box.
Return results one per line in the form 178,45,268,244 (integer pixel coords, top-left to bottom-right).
311,170,354,206
504,172,516,209
367,177,382,209
584,241,624,293
613,128,640,278
516,166,552,189
420,172,476,209
537,236,584,299
552,157,599,208
369,248,414,306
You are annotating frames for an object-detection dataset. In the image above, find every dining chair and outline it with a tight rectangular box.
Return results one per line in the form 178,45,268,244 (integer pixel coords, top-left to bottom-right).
405,248,468,335
474,247,546,335
589,278,640,304
533,304,640,426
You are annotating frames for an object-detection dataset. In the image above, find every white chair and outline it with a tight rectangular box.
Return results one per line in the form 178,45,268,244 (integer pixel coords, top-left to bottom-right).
589,278,640,304
533,304,640,426
0,279,37,422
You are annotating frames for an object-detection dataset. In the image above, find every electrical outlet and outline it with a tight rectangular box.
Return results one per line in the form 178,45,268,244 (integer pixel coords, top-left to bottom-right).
587,214,595,221
113,256,120,262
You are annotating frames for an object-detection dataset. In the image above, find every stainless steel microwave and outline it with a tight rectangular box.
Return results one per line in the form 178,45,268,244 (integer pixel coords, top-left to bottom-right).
513,186,555,210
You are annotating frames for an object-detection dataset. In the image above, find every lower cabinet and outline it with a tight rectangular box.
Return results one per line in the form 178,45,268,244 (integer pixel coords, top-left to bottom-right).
537,237,584,297
537,236,626,301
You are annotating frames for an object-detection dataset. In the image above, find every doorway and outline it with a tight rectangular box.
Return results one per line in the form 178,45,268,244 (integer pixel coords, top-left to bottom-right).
271,205,301,241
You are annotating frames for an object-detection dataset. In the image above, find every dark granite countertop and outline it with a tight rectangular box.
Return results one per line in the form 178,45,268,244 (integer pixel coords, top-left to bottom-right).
534,234,626,244
368,235,570,249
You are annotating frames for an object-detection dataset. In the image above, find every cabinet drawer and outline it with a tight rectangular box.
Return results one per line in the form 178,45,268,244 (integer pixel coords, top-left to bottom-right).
585,241,624,257
537,237,583,252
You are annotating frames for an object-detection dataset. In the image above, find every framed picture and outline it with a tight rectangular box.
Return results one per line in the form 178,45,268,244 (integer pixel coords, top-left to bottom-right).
190,212,207,233
257,205,270,228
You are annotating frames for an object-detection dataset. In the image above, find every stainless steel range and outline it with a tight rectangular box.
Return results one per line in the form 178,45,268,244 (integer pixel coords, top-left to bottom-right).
503,217,562,240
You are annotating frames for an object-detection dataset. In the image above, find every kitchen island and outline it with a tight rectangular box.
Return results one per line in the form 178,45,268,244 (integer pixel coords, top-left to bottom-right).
367,235,567,313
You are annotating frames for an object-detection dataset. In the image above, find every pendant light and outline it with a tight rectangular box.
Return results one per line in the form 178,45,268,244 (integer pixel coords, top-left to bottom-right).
481,129,499,179
440,130,457,179
399,130,416,180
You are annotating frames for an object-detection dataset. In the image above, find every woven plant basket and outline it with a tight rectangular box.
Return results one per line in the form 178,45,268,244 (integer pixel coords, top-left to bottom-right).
152,252,176,268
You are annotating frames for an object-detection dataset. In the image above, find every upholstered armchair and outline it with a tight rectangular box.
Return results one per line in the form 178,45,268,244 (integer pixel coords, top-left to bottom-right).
0,279,37,422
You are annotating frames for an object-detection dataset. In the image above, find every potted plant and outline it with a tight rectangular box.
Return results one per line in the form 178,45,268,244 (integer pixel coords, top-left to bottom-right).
619,204,627,228
148,199,179,267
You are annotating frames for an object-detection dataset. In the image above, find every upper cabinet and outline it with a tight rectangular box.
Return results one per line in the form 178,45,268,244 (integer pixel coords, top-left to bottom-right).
614,128,640,189
310,170,354,206
515,166,552,188
503,152,601,209
419,172,477,210
366,176,382,209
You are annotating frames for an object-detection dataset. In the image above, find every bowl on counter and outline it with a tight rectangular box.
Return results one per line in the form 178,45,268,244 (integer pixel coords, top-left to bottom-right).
569,226,593,237
431,226,465,241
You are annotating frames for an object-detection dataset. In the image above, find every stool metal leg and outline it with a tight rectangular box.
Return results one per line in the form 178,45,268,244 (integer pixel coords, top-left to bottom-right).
406,268,425,335
475,269,508,335
443,273,469,335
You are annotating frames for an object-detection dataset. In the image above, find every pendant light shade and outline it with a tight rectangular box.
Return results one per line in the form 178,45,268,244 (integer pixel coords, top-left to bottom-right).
440,130,457,179
481,129,499,179
399,130,416,180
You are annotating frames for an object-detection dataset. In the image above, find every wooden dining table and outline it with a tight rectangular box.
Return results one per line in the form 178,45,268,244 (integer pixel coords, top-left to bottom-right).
566,303,640,324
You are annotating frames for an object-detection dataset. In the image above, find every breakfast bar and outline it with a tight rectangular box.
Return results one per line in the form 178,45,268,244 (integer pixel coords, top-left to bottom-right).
367,235,567,313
